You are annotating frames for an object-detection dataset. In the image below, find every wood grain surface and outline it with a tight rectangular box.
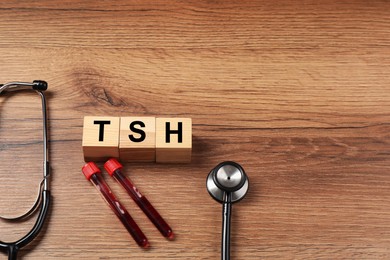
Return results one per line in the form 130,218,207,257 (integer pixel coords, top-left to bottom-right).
0,0,389,259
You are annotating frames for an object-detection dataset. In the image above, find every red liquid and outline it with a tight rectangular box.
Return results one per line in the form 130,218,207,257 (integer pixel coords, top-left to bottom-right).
113,170,174,240
90,174,149,248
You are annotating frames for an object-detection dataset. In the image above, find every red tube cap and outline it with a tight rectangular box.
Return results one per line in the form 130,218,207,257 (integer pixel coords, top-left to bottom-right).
104,158,123,176
82,162,101,181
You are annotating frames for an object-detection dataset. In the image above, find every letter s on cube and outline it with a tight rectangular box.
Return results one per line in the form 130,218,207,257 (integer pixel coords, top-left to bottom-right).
120,117,156,162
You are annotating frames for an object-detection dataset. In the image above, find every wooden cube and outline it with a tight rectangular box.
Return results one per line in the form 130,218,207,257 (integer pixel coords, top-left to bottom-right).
119,117,156,162
82,116,120,162
155,118,192,163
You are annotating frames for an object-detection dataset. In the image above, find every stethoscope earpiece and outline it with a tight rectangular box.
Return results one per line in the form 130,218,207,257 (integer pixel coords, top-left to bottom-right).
206,161,249,260
206,161,249,203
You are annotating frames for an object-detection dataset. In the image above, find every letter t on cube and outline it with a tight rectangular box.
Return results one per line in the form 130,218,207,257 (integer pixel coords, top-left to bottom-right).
82,116,120,162
156,118,192,163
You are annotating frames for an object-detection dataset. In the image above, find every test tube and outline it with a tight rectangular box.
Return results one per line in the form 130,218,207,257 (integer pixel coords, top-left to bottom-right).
82,162,149,248
104,158,174,240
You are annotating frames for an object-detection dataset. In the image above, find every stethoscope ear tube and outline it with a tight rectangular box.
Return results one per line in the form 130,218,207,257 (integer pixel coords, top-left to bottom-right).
0,81,51,260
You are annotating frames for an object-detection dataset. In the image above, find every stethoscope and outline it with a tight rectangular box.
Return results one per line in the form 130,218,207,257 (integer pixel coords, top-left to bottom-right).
0,81,51,260
207,161,249,260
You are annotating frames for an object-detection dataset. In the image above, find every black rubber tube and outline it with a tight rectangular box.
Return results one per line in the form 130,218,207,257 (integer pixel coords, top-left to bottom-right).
0,190,51,260
221,192,232,260
7,244,17,260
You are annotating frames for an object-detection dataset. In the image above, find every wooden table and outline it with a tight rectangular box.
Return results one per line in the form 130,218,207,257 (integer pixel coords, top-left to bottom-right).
0,1,389,259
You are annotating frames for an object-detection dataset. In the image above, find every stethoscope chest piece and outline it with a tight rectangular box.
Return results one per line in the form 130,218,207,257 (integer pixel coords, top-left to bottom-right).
206,161,249,203
206,161,249,260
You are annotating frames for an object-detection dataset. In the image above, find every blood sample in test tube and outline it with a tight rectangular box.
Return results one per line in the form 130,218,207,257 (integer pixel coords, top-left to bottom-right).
82,162,149,248
104,158,174,240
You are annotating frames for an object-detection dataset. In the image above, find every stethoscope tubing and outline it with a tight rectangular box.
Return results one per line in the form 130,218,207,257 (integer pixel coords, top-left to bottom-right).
0,81,51,260
0,191,51,260
222,192,232,260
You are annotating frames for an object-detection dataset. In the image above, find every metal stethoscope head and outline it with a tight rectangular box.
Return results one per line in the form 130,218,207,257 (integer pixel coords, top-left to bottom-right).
206,161,249,260
207,161,249,203
0,80,51,260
